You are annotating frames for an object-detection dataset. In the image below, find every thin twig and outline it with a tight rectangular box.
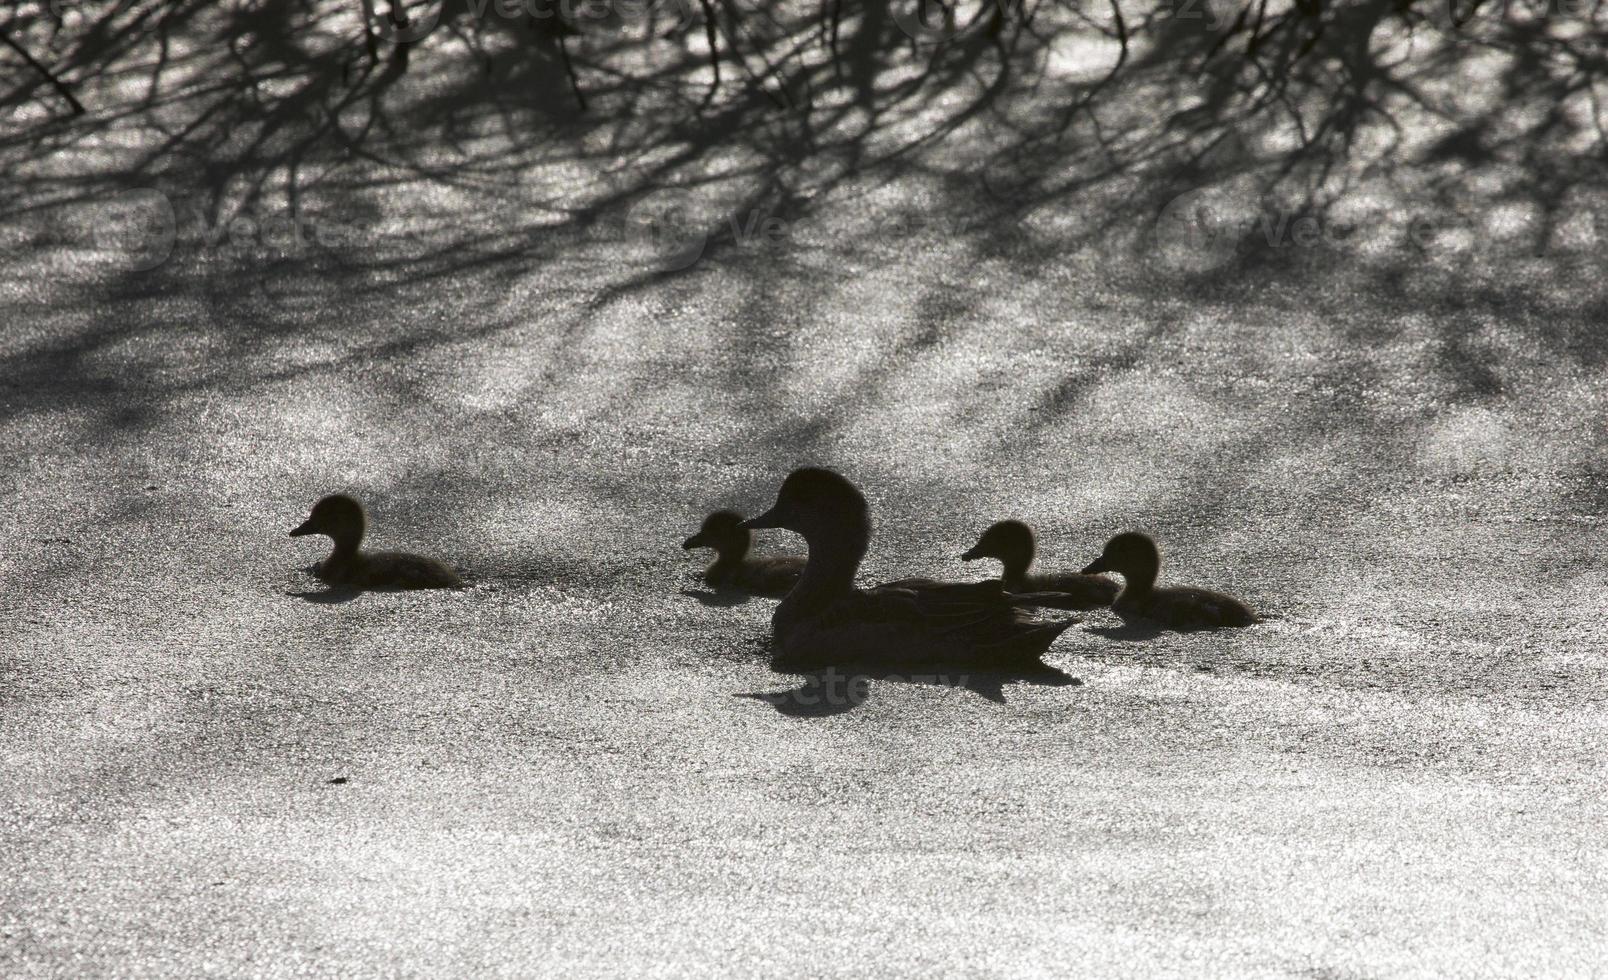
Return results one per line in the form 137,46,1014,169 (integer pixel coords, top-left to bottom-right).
556,32,587,111
698,0,721,105
0,24,85,115
359,0,378,64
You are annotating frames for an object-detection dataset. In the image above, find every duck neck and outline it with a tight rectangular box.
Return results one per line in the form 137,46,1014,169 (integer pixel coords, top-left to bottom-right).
328,527,362,564
1000,546,1033,588
1117,561,1158,602
784,524,867,613
707,533,751,579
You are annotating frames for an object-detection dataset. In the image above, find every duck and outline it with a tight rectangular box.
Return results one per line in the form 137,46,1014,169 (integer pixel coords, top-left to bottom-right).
290,493,463,589
1079,532,1255,629
682,509,804,597
961,519,1119,610
742,467,1078,673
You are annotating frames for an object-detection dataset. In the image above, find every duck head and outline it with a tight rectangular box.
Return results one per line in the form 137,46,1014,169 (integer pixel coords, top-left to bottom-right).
960,519,1036,577
291,493,367,553
1081,531,1160,588
682,510,751,557
743,467,871,552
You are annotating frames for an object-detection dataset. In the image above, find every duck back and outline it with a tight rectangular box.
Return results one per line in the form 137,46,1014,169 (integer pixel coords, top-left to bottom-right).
1117,585,1254,630
1010,572,1119,610
707,555,805,597
321,550,464,590
773,577,1075,674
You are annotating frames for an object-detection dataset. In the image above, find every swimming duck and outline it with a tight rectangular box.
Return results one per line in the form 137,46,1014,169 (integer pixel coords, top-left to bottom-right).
682,509,804,596
290,493,463,589
961,519,1119,610
743,468,1077,673
1080,532,1255,629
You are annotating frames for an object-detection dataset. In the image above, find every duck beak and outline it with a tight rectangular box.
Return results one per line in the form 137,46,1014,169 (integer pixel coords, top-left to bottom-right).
960,546,982,561
681,533,705,551
1080,555,1109,575
741,506,782,530
289,519,315,538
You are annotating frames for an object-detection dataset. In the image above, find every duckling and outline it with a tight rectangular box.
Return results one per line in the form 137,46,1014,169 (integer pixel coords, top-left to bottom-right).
1080,532,1255,629
961,519,1118,610
743,468,1077,673
682,509,804,597
290,493,463,590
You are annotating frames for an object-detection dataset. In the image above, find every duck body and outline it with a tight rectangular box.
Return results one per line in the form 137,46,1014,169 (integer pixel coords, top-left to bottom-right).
683,510,804,597
745,469,1076,674
770,575,1076,674
703,556,805,596
1006,572,1118,611
1081,532,1254,630
1110,584,1255,631
961,519,1117,610
313,549,464,590
291,494,463,590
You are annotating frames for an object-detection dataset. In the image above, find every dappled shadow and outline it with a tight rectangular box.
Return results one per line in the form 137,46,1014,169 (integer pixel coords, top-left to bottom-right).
3,0,1605,703
4,0,1603,446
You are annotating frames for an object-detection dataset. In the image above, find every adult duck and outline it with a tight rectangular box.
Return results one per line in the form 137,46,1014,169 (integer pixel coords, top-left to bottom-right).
290,493,463,590
1080,532,1255,629
682,509,804,597
743,468,1076,672
961,519,1118,610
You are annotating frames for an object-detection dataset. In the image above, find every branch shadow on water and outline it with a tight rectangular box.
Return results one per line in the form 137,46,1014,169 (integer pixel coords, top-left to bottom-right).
3,0,1605,704
5,0,1603,451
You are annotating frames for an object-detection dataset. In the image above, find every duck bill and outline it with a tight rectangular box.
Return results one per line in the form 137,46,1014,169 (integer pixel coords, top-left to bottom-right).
289,520,316,538
681,534,705,551
1080,556,1109,575
960,546,983,561
741,506,783,530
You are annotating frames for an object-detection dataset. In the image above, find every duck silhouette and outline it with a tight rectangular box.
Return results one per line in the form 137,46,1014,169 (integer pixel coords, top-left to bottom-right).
682,510,804,597
961,519,1118,610
290,494,463,590
1080,532,1255,630
743,468,1077,673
